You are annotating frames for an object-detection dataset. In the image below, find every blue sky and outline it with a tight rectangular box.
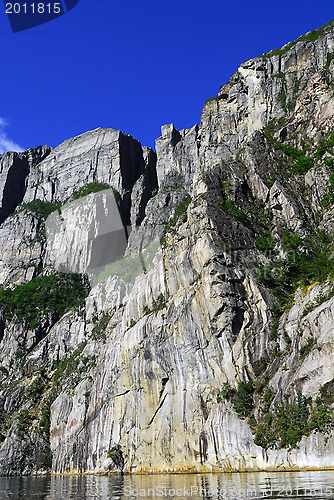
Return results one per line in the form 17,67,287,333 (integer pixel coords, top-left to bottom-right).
0,0,334,152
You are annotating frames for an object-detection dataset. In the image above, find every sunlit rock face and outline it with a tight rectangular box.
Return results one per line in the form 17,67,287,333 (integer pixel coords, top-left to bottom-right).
1,24,334,475
23,128,145,204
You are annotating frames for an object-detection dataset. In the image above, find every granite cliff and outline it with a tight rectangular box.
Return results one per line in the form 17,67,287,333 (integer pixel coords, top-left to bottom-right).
0,21,334,475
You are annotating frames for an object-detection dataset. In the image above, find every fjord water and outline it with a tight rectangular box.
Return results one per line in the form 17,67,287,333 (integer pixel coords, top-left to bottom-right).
1,471,334,499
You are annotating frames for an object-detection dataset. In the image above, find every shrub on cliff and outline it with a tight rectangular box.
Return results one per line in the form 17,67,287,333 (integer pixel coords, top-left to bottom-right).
71,182,113,200
160,195,192,246
233,381,255,417
254,391,333,449
219,381,254,417
0,272,90,330
19,200,61,219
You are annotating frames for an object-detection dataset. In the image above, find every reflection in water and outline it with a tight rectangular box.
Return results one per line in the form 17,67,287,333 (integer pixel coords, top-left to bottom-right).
47,474,125,499
0,475,50,499
0,471,334,499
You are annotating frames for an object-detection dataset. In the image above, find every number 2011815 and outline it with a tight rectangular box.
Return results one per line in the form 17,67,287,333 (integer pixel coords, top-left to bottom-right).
5,3,62,14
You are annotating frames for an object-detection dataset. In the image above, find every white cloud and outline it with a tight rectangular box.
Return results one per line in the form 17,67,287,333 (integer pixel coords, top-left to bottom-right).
0,118,24,154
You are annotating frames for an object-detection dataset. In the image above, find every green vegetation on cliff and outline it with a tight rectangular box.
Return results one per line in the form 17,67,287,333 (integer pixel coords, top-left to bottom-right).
259,230,334,303
220,382,334,450
261,19,334,59
264,123,314,174
254,391,333,449
254,392,310,449
218,381,254,417
71,182,112,200
0,272,90,330
160,195,192,246
19,200,61,219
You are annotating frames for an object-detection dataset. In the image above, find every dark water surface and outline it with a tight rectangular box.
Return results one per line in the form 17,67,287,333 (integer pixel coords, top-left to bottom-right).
1,471,334,500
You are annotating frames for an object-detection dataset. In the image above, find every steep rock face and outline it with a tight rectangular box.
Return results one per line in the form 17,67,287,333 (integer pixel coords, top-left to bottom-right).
200,31,334,154
0,210,45,285
0,146,51,224
23,128,147,206
203,402,334,471
50,209,271,473
0,129,157,286
156,124,200,187
271,282,334,401
0,21,334,475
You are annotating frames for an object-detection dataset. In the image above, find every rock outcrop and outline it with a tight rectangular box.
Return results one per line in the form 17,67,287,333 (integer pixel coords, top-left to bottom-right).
0,21,334,475
0,146,51,224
